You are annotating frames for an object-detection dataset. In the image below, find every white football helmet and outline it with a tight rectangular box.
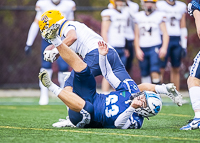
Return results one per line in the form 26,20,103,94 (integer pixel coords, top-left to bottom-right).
133,91,162,118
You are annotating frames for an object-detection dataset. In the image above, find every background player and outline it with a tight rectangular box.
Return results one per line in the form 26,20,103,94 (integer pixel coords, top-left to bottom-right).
124,0,139,75
101,0,130,92
180,0,200,130
157,0,187,91
24,0,76,105
134,0,169,84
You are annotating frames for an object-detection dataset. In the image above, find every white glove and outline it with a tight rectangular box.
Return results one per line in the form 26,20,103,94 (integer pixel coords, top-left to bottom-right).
43,48,59,63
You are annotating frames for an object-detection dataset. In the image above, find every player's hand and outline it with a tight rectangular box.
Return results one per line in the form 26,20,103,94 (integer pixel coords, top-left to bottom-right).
159,46,167,59
124,49,130,58
181,48,187,58
24,45,31,55
43,48,59,63
131,95,146,109
41,24,60,40
135,48,144,61
98,41,109,56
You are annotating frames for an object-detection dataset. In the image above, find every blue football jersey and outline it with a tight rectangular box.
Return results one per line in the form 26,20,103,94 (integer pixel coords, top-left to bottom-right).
92,80,142,128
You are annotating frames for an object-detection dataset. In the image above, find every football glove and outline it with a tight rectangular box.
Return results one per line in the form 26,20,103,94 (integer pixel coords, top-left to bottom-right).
43,48,59,63
24,45,31,55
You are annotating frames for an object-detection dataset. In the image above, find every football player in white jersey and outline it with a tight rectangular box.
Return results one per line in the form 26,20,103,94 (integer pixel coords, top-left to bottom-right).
157,0,187,91
134,0,169,84
180,0,200,130
24,0,76,105
101,0,130,92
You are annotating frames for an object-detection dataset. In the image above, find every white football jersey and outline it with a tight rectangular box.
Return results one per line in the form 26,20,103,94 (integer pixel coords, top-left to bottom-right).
156,1,186,36
101,8,129,47
134,11,165,48
35,0,75,20
58,20,104,58
125,1,139,40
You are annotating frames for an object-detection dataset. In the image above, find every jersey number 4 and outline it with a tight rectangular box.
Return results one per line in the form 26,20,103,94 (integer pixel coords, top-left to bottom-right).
105,95,119,118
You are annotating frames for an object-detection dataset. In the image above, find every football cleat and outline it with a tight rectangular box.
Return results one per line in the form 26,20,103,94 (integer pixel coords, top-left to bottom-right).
38,70,52,88
163,83,183,106
52,116,76,128
180,118,200,130
41,24,60,40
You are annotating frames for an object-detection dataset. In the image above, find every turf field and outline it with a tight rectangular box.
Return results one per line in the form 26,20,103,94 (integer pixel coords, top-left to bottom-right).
0,97,200,143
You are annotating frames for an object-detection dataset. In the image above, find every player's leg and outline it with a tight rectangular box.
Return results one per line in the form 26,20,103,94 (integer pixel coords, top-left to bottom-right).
150,45,161,84
139,48,151,83
39,39,53,105
138,83,182,106
170,67,180,91
160,42,170,83
180,52,200,130
38,67,95,128
170,38,182,91
125,39,134,75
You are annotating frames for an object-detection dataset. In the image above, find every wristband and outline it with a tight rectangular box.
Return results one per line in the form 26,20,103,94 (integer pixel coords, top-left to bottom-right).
51,36,62,47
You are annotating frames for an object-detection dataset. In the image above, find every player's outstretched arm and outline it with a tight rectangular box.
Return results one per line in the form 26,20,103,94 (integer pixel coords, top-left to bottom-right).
98,41,121,89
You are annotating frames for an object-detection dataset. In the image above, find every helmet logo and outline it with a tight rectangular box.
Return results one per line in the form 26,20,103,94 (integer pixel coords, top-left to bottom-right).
153,103,160,113
41,15,49,24
40,15,49,31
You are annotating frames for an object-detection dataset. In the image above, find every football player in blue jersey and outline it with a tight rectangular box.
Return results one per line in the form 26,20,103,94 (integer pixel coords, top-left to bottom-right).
38,25,182,128
180,0,200,130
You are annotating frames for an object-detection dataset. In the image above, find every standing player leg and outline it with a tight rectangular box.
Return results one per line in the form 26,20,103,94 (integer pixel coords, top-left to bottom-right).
125,39,134,75
180,52,200,130
57,56,69,88
39,39,53,105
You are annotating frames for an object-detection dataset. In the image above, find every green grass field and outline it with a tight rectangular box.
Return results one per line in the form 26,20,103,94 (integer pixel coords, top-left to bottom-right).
0,97,200,143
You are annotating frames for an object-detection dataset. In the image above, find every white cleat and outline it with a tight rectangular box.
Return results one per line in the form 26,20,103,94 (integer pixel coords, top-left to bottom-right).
164,83,183,106
38,70,52,88
52,116,76,128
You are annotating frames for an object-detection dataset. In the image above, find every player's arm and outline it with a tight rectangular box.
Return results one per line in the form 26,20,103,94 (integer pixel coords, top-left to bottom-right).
134,24,144,61
62,29,77,46
101,16,111,43
193,10,200,39
98,41,121,89
159,22,169,59
115,96,145,129
25,3,42,55
25,18,39,55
